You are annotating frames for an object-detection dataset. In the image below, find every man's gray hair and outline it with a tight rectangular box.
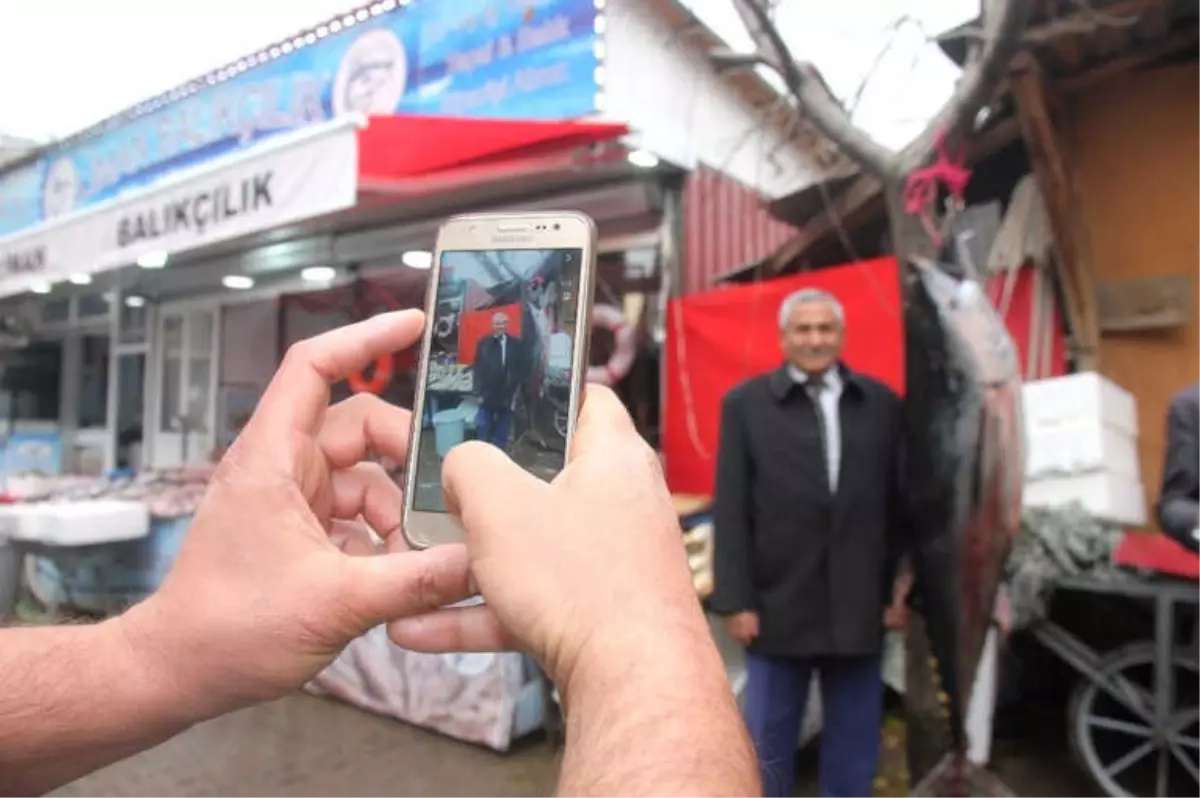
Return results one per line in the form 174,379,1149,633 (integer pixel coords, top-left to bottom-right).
777,288,845,330
492,312,509,323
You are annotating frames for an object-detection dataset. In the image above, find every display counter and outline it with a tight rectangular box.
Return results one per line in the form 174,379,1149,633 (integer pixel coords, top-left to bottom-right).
0,467,211,616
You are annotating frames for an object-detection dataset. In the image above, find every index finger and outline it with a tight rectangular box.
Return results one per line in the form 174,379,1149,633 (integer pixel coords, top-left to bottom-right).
248,310,425,442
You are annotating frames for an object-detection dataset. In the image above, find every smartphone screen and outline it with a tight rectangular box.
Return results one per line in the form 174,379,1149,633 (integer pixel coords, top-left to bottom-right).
411,247,584,514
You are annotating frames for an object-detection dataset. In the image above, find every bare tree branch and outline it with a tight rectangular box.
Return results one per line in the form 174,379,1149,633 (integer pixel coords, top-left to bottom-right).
731,0,897,179
847,15,939,116
897,0,1036,173
730,0,1034,185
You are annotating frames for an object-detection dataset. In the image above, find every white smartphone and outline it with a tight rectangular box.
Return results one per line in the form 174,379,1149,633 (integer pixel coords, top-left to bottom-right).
401,211,598,548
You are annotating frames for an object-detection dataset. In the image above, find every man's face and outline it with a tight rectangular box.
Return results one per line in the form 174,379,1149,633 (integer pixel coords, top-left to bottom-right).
780,301,844,374
493,316,508,337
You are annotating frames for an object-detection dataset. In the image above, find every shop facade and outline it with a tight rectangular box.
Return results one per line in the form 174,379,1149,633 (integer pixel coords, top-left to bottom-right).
0,0,821,480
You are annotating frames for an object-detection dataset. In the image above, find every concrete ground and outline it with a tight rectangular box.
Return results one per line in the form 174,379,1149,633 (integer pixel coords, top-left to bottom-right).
51,693,559,797
50,689,1093,797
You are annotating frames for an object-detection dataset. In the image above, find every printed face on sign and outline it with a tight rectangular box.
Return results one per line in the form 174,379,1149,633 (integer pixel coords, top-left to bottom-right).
42,158,79,219
333,29,409,116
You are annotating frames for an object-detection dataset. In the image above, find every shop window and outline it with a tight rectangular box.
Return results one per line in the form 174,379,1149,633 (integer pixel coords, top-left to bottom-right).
115,354,145,470
186,311,214,426
77,292,110,320
41,298,70,326
158,310,215,435
119,302,148,345
0,340,62,422
77,334,109,428
160,316,183,431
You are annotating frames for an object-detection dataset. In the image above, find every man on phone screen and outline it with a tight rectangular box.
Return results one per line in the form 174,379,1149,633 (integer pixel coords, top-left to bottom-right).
711,288,908,798
473,312,519,450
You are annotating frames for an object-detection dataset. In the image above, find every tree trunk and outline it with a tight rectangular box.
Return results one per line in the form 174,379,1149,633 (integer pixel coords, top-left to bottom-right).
883,183,952,790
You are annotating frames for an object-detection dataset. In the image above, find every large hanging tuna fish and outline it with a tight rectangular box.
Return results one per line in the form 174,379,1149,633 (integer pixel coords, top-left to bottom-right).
901,259,1026,795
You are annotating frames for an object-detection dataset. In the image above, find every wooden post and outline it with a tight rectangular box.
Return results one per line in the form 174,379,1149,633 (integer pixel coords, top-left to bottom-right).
1011,52,1101,370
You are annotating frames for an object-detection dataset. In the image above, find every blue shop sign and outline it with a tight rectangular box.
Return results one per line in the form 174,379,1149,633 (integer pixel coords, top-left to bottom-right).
0,0,601,237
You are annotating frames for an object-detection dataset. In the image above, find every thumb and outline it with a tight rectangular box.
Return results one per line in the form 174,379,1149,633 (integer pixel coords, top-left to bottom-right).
442,441,546,538
341,545,475,628
572,383,639,458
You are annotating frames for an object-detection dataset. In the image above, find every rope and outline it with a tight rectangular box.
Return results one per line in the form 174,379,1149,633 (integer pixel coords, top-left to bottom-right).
902,128,972,246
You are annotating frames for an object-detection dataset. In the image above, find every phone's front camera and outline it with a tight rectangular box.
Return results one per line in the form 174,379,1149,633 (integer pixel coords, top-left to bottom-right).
552,223,561,231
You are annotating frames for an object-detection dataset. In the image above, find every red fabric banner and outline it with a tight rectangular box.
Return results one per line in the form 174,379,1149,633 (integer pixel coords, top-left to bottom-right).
663,257,906,497
984,264,1068,380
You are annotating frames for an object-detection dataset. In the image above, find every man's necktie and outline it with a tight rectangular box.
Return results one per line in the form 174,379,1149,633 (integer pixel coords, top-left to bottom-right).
805,376,829,490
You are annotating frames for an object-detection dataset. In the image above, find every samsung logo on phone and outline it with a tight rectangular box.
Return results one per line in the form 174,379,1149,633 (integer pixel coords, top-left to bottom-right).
491,234,534,244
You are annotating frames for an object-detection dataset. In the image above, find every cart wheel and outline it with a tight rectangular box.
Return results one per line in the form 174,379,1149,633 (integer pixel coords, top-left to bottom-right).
1067,642,1199,797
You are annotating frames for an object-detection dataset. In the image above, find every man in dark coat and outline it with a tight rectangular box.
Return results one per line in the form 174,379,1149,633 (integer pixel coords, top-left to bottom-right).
711,288,908,798
1156,381,1199,552
472,312,520,451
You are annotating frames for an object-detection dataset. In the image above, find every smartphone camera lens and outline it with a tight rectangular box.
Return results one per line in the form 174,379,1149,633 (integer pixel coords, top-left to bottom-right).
553,223,561,231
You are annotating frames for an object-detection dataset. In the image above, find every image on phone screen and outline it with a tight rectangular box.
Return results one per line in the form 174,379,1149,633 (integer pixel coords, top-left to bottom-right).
412,248,583,513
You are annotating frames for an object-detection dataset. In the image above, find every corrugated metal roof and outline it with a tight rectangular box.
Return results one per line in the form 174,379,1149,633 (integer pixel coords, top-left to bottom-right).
642,0,848,178
681,165,797,295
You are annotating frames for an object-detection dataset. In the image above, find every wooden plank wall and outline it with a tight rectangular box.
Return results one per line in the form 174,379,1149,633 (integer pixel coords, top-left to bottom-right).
1064,61,1199,527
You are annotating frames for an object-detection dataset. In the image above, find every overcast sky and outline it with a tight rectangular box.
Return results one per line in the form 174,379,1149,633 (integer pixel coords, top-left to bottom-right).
0,0,975,152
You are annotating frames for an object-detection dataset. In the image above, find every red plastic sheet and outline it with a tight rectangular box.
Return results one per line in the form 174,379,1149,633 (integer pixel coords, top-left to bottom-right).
663,257,905,496
1115,532,1200,579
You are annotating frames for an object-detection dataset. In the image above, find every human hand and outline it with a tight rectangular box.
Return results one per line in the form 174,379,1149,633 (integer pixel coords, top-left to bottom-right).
388,385,707,693
884,565,914,629
724,611,760,647
119,311,475,721
883,601,908,630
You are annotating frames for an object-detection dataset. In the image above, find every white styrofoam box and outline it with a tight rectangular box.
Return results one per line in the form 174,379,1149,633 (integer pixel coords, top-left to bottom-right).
1025,421,1141,480
1022,372,1138,438
1023,472,1147,527
3,501,150,547
0,505,51,542
3,475,57,501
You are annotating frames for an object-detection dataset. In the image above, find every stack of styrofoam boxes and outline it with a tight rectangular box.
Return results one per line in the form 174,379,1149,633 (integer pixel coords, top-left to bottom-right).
1021,372,1147,526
